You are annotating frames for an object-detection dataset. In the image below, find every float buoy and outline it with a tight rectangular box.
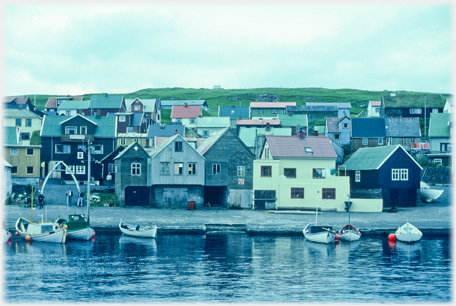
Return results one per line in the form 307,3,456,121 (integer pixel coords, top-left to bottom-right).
335,233,340,240
25,235,31,242
15,231,19,236
92,231,96,238
388,233,396,241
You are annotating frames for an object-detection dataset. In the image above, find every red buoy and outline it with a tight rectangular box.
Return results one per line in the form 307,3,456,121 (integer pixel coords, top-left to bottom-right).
25,235,31,242
15,231,19,236
335,233,340,240
388,233,396,241
92,231,96,238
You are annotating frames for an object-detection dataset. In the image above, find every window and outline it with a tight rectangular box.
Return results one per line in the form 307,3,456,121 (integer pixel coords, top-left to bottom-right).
77,152,84,159
175,141,183,152
284,168,296,179
26,149,33,156
131,163,141,176
378,138,384,145
66,111,71,116
65,127,77,134
305,147,313,154
392,169,400,181
11,148,18,156
258,109,264,114
56,144,71,153
134,105,140,111
127,127,134,133
237,166,245,177
108,163,115,173
190,119,195,124
362,138,368,145
21,133,30,140
27,166,34,175
119,139,127,146
92,145,103,154
188,163,197,175
133,139,139,143
16,119,21,126
387,138,392,146
271,109,278,114
313,168,326,179
65,166,75,174
174,163,184,175
26,119,32,127
322,188,335,199
400,169,408,181
80,126,87,134
410,108,422,114
434,159,443,165
291,188,304,199
213,164,221,175
203,130,209,136
76,165,85,174
11,166,17,174
374,107,380,113
261,166,272,177
264,148,270,159
355,171,361,182
440,143,451,152
119,116,126,122
334,134,340,140
160,162,170,175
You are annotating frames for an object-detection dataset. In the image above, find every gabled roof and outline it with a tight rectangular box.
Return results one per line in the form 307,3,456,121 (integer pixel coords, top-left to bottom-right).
149,134,202,159
45,96,83,109
385,117,421,138
197,128,229,155
3,127,18,145
250,102,296,108
236,119,281,126
196,116,231,128
130,112,144,127
148,123,184,137
90,94,124,109
369,100,381,106
218,106,250,119
326,116,349,133
101,146,125,162
161,100,207,107
3,158,12,168
171,105,201,119
3,109,42,119
277,112,308,127
384,92,444,108
306,102,351,109
351,118,386,138
113,142,149,160
238,127,292,148
60,114,97,126
265,135,337,159
3,96,30,105
40,115,116,137
57,99,90,110
429,112,452,137
342,145,422,171
125,98,159,113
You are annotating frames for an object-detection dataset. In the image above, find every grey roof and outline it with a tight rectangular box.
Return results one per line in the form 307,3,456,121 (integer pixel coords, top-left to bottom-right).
40,115,116,138
90,94,124,109
306,102,352,109
326,117,342,133
218,106,250,119
161,100,207,107
57,99,91,110
265,135,337,159
113,142,149,160
351,118,386,138
385,117,421,138
130,112,144,127
3,127,18,145
147,123,185,137
197,128,229,156
125,98,159,112
286,105,338,112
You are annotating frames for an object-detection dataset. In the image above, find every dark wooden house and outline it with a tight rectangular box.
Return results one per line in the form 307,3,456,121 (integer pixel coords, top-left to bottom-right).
114,142,151,206
100,146,125,185
197,127,255,209
61,148,102,185
381,92,444,118
40,114,117,181
342,145,423,208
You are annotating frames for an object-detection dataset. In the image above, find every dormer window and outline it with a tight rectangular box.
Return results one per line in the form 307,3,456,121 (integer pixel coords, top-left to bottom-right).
119,116,126,122
305,147,313,154
134,105,140,111
66,126,77,134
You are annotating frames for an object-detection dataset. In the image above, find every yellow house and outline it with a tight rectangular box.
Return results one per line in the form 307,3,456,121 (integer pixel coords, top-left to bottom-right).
3,109,42,146
254,134,371,212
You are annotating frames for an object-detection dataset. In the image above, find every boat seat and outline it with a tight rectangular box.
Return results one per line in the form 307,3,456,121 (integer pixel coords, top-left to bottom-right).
136,225,140,230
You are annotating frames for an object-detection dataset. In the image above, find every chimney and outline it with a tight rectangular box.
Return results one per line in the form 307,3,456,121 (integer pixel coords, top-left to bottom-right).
175,129,178,135
185,103,188,107
266,122,270,131
298,129,305,139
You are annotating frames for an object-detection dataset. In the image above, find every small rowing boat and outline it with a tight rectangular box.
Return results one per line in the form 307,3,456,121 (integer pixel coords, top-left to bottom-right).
395,221,422,243
119,220,157,238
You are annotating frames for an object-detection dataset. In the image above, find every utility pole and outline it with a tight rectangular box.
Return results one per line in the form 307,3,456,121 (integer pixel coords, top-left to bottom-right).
87,139,91,217
424,96,427,139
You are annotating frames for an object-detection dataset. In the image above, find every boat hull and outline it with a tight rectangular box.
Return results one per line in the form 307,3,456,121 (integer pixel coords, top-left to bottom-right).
3,230,12,243
396,222,423,243
119,221,157,238
338,224,361,242
418,188,444,203
16,217,67,244
303,223,335,244
67,227,95,240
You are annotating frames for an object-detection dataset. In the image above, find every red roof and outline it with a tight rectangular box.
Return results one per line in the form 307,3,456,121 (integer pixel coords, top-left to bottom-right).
370,100,381,106
171,105,201,119
265,135,337,158
250,102,296,108
236,119,281,125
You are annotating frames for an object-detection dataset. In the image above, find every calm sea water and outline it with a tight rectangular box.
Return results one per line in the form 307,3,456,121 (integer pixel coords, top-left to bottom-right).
3,233,452,303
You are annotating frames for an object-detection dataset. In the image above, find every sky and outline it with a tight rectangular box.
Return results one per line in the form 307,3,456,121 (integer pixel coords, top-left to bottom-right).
3,2,453,96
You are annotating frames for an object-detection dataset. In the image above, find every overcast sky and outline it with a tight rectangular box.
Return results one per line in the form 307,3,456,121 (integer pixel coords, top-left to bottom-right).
3,3,453,96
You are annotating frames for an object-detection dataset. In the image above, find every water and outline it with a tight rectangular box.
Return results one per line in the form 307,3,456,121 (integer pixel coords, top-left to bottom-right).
3,233,452,303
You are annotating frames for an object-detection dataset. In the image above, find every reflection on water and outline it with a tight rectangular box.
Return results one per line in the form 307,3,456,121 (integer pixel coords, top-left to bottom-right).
3,233,451,303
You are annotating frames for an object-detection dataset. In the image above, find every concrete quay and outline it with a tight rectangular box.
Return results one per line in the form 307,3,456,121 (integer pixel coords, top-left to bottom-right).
4,186,452,237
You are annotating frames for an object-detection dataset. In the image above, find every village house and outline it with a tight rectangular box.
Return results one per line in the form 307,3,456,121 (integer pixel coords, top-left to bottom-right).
3,109,43,146
428,112,452,166
325,116,351,146
367,100,382,117
147,122,185,149
306,102,351,118
218,105,250,130
3,96,35,112
253,134,365,211
89,93,126,116
44,96,84,113
170,104,202,130
57,99,91,116
381,92,444,118
250,102,296,119
195,116,231,137
125,97,162,124
342,145,422,208
100,146,125,186
277,112,308,135
197,128,255,209
238,126,292,158
161,99,208,110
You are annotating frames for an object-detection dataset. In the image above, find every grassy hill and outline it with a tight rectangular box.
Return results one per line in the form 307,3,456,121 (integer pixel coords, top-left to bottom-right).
27,87,450,120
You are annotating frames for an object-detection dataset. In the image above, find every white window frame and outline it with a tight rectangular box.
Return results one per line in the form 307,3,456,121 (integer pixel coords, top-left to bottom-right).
80,126,87,134
77,152,84,159
362,138,368,146
378,138,384,145
387,138,392,146
400,169,408,181
160,162,170,175
56,144,71,154
271,109,278,114
174,162,184,175
355,171,361,182
126,127,134,133
76,165,85,174
392,169,408,181
65,126,77,134
212,164,221,175
119,116,126,122
92,145,103,154
65,165,75,174
434,159,443,165
108,163,115,173
237,166,245,177
134,105,140,111
131,163,141,176
188,163,197,175
120,139,127,146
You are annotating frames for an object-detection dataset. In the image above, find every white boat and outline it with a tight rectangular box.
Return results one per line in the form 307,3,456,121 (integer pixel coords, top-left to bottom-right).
119,220,157,238
338,224,361,242
418,182,444,203
303,223,335,244
56,214,95,240
15,216,67,244
3,228,12,243
395,221,423,243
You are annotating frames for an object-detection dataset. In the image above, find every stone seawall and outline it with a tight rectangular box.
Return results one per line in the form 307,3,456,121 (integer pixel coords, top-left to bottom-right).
421,167,452,185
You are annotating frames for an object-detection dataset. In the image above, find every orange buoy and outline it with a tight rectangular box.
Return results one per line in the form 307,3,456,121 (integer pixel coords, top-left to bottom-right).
25,235,31,242
15,231,19,236
388,233,396,241
92,231,96,238
335,233,340,240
